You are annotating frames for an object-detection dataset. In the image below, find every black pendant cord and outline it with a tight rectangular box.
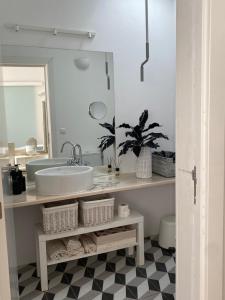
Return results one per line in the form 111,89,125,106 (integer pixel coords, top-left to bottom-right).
105,53,111,90
140,0,150,82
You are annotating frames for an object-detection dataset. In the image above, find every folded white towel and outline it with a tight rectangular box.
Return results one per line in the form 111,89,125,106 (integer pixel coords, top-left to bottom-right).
47,240,67,261
80,234,97,254
62,236,81,252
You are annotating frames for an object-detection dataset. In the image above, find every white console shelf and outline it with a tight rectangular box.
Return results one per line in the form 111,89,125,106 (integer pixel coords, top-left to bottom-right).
35,210,144,291
5,173,175,209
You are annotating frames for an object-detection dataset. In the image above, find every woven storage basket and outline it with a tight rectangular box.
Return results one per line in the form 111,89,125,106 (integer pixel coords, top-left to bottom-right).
90,226,136,245
42,200,78,234
152,151,175,178
80,197,115,227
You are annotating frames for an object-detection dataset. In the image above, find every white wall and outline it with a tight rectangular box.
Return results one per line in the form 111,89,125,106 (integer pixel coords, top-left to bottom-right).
1,66,44,83
0,0,176,171
0,0,176,265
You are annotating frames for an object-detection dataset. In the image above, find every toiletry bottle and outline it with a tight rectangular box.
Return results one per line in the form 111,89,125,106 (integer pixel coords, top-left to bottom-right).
108,164,112,174
115,167,120,177
12,177,22,195
18,170,26,192
10,165,22,195
2,165,13,195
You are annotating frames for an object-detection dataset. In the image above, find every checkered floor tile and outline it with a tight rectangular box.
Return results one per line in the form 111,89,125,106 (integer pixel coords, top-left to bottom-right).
18,238,175,300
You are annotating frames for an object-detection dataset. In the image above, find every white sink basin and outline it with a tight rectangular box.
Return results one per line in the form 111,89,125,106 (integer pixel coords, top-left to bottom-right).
35,166,94,196
26,158,68,181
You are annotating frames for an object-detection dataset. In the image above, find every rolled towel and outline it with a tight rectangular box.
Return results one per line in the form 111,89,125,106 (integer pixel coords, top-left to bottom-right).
68,246,85,257
80,234,97,254
62,236,81,252
47,240,67,261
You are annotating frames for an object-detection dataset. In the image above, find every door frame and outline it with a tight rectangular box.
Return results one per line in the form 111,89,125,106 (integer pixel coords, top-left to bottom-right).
176,0,225,299
202,0,225,298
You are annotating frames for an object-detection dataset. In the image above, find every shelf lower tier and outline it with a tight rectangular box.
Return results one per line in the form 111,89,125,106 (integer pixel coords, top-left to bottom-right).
47,240,137,266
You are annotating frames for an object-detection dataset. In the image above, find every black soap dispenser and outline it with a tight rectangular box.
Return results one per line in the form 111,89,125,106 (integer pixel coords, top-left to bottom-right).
18,169,26,192
10,165,26,195
10,165,22,195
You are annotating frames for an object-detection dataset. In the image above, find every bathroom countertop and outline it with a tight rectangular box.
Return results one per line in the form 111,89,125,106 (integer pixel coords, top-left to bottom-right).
4,173,175,209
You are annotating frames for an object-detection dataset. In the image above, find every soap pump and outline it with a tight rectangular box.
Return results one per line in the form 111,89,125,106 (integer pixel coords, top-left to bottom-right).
10,165,26,195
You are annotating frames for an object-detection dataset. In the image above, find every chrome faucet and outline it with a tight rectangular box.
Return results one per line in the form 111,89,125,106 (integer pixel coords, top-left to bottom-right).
60,141,83,166
60,141,77,165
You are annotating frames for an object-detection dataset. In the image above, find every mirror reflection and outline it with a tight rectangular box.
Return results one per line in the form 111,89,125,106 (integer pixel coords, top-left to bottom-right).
89,101,107,120
0,45,115,170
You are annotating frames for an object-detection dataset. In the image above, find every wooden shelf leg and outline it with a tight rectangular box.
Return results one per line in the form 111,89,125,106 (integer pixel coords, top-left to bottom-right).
136,221,144,266
39,241,48,291
35,232,40,277
127,247,134,256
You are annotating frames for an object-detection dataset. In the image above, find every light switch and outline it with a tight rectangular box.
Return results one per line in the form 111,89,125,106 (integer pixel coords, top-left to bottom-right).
59,128,66,134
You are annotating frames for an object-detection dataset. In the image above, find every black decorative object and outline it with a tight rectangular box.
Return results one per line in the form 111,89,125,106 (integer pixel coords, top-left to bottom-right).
98,117,115,152
118,110,169,157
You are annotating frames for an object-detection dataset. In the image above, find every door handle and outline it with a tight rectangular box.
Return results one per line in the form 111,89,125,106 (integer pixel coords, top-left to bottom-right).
179,166,197,205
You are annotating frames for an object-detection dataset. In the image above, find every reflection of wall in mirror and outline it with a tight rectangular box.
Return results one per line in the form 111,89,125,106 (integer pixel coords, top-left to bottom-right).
48,49,115,158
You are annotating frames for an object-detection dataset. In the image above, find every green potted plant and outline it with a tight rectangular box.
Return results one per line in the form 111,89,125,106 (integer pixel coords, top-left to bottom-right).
118,110,168,178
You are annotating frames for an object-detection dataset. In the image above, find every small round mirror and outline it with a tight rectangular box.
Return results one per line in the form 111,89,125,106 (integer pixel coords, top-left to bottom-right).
89,101,107,120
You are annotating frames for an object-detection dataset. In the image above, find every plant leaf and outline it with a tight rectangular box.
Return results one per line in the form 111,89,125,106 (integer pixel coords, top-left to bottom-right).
99,122,115,134
133,125,142,140
118,140,135,148
149,132,169,140
101,136,115,151
98,135,114,140
118,140,135,156
118,123,132,129
144,140,160,148
125,131,136,138
143,122,161,132
139,110,148,129
98,135,115,151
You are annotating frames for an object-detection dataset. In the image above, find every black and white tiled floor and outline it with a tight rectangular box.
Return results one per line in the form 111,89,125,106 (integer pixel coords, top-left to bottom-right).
18,239,176,300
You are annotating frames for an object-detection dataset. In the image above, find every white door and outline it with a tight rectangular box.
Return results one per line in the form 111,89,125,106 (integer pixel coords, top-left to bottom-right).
0,181,11,300
176,0,202,295
0,59,11,299
177,0,225,299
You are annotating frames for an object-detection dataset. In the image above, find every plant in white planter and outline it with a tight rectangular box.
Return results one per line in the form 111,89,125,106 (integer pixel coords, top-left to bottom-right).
118,110,168,178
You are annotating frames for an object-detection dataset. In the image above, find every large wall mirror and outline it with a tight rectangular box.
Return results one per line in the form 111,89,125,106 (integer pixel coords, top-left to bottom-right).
0,45,115,167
